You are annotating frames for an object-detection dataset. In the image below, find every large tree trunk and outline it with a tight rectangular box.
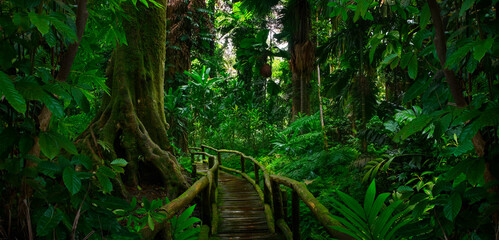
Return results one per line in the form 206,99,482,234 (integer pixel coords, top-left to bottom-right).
78,0,189,197
165,0,211,153
289,0,314,120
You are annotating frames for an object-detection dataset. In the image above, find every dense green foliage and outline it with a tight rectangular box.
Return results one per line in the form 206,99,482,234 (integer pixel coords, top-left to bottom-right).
1,0,498,239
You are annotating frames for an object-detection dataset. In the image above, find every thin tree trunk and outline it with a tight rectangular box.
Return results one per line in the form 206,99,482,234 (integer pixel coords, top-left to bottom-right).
317,64,327,149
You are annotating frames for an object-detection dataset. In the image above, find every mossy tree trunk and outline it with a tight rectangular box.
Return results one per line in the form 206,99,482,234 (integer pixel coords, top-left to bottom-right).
78,1,189,197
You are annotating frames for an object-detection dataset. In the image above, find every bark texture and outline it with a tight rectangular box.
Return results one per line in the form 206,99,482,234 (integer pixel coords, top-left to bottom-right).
78,1,189,197
165,0,211,153
289,0,314,119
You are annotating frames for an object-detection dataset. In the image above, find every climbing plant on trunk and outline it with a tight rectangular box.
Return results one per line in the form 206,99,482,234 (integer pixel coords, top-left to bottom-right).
78,0,189,198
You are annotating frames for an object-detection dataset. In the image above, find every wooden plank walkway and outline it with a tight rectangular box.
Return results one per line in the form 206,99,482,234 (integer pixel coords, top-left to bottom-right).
197,163,281,240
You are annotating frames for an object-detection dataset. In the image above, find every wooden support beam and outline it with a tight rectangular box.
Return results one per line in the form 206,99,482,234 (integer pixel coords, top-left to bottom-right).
201,146,206,160
282,189,288,222
240,155,245,173
191,163,197,180
254,163,260,185
271,180,284,221
292,190,300,240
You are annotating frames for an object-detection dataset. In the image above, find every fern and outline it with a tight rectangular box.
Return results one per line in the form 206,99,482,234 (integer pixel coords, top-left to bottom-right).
170,205,201,240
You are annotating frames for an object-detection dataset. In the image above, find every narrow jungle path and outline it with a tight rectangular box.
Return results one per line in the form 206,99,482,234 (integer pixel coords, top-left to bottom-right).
197,163,281,240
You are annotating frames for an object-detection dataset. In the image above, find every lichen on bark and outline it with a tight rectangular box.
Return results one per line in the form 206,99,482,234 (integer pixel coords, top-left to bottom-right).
77,0,189,198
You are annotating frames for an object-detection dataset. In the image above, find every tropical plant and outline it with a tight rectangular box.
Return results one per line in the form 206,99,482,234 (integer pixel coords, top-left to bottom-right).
329,180,415,240
170,205,201,240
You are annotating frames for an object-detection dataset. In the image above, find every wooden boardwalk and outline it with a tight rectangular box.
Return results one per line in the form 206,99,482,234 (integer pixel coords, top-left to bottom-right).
197,163,281,240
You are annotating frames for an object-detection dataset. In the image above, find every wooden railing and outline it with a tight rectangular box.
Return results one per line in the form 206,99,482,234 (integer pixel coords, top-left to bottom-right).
196,145,354,240
140,151,219,239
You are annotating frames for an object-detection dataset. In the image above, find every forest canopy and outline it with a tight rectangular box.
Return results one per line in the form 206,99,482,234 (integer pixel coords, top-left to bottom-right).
0,0,498,239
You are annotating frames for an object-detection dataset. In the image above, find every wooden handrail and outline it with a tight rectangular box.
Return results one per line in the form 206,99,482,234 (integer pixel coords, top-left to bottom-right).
139,152,219,239
271,175,354,240
201,145,272,199
197,145,353,240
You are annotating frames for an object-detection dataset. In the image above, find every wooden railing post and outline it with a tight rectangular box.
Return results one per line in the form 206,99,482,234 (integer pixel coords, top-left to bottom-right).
208,156,214,168
209,156,218,186
217,151,222,166
271,180,284,221
240,155,245,173
201,146,206,160
292,190,300,240
201,187,211,226
254,163,260,185
264,178,271,205
282,189,288,222
191,153,196,180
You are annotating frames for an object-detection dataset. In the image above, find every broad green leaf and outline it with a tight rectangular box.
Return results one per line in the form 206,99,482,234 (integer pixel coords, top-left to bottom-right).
97,172,113,193
403,77,429,103
473,38,493,62
49,17,77,42
139,0,149,7
377,201,411,238
45,30,57,47
381,53,398,66
364,11,373,21
412,29,431,49
337,191,367,220
459,0,475,17
444,193,462,221
394,114,432,142
98,166,116,178
39,131,59,160
36,206,63,236
41,94,64,119
445,42,473,68
364,180,376,215
148,0,163,8
353,5,360,22
330,214,367,239
111,158,128,167
28,11,50,35
390,57,400,69
63,167,81,195
369,193,390,226
54,133,78,154
38,161,62,178
71,87,90,113
147,214,154,230
412,199,430,218
400,52,412,69
178,205,196,223
0,71,27,114
357,0,369,18
408,54,418,79
71,154,92,170
330,198,369,232
420,3,430,29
